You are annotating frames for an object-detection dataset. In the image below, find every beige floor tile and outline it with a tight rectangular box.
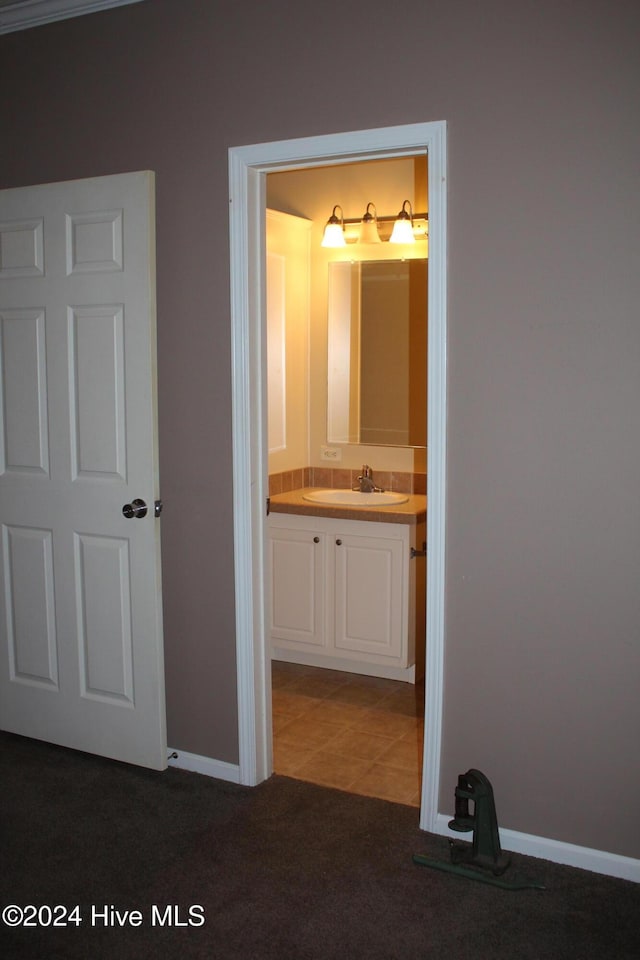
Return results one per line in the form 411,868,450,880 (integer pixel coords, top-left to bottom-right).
272,665,356,695
271,669,301,691
376,737,422,771
294,750,373,791
400,718,424,741
320,727,397,762
351,709,418,739
351,763,421,805
375,688,425,717
276,715,344,748
326,684,391,707
303,667,364,683
271,690,316,717
303,699,371,727
283,674,350,699
272,712,300,733
271,661,315,683
273,741,310,776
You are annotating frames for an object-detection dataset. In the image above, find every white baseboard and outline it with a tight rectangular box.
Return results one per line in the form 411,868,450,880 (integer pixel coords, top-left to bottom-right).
167,748,241,784
433,813,640,883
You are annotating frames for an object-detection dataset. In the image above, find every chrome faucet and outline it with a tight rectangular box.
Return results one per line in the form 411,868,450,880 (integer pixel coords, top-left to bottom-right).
353,464,384,494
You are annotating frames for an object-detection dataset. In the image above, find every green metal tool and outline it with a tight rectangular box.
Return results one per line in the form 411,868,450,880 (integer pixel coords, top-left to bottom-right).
413,769,545,891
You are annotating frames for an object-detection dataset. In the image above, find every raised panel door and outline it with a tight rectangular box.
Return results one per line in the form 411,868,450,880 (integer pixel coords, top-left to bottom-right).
0,172,165,770
269,524,326,650
333,532,405,660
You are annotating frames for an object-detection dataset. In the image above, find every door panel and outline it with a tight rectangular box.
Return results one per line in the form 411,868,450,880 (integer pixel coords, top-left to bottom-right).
0,309,49,474
69,304,126,480
75,532,133,704
0,217,44,278
3,524,58,688
0,172,166,769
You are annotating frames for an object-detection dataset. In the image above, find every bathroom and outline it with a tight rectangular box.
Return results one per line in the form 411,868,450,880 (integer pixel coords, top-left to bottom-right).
265,156,428,804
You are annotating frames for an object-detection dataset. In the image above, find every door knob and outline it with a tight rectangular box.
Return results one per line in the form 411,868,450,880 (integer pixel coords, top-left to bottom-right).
122,498,148,519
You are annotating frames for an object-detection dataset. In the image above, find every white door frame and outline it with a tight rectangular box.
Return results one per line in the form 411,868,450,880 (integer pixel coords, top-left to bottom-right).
228,122,447,833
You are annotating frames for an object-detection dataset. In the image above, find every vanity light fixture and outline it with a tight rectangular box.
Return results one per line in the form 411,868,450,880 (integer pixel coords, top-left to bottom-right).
320,200,427,245
321,205,347,247
358,202,382,244
389,200,416,244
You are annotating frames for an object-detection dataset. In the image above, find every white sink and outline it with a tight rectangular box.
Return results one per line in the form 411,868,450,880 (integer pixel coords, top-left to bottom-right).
302,489,409,507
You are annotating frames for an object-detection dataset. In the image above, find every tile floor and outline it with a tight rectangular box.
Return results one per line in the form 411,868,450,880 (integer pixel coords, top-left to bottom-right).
271,661,425,806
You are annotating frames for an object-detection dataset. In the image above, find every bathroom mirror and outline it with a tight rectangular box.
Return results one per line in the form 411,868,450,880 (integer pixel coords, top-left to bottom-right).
327,259,427,447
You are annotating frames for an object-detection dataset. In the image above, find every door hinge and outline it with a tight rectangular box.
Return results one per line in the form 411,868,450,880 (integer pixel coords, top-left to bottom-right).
266,496,271,517
410,541,426,559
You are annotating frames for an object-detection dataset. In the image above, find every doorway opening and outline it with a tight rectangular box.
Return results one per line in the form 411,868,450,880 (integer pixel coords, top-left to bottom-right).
228,122,447,833
266,156,427,804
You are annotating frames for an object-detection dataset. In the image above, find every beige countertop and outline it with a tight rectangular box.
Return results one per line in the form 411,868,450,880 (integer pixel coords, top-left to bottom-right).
268,488,427,525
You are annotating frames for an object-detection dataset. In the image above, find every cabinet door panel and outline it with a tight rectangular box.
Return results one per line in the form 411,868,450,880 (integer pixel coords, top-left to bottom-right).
269,527,326,648
334,534,404,659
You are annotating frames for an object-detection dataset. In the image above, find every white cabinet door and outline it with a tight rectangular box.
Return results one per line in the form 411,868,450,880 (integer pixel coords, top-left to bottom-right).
333,531,405,660
0,172,166,770
268,523,326,650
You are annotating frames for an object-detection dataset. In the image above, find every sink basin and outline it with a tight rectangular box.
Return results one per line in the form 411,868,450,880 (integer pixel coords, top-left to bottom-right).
302,489,409,507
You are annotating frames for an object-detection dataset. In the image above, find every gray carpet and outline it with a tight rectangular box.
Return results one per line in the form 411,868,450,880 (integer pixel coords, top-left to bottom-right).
1,730,638,959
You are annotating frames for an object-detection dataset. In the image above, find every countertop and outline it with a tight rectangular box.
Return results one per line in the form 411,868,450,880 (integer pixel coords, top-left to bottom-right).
268,488,427,525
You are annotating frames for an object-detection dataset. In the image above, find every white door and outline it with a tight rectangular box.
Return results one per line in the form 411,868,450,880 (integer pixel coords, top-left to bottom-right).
0,171,166,770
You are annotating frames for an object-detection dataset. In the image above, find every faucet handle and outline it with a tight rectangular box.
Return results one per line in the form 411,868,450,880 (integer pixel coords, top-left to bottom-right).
362,464,372,478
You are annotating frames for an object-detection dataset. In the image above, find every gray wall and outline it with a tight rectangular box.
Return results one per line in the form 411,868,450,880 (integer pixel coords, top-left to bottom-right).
1,0,638,859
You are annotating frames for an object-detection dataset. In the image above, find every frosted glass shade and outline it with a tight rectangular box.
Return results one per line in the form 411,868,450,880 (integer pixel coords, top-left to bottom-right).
389,217,415,244
321,222,346,247
358,219,381,243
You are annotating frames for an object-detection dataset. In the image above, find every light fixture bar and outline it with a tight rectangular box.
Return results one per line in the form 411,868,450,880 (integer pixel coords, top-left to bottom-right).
322,200,428,246
335,213,428,226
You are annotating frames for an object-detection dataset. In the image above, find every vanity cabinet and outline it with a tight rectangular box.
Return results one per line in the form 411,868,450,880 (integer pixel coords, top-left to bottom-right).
268,513,425,682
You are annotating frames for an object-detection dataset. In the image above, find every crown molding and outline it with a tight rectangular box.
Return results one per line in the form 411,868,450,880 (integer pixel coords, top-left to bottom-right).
0,0,145,35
